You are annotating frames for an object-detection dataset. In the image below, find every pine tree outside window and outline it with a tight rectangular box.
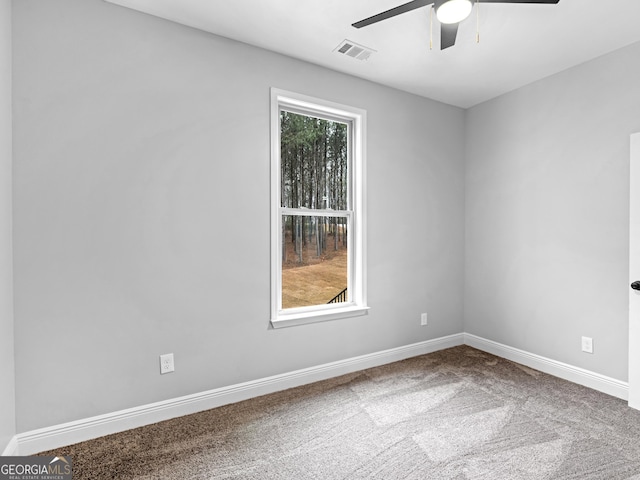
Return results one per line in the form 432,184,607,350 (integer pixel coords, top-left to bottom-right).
270,89,367,328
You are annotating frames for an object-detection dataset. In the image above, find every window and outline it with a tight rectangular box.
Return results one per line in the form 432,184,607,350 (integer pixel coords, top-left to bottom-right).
270,89,367,328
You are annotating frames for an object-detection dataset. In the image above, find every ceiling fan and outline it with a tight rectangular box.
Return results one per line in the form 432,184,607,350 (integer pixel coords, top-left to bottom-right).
352,0,560,50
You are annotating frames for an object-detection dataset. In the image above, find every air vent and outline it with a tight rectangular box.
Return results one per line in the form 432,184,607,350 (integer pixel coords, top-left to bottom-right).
334,40,375,61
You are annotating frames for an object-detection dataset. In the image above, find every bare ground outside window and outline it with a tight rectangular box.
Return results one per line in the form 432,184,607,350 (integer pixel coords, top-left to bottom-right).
282,230,347,309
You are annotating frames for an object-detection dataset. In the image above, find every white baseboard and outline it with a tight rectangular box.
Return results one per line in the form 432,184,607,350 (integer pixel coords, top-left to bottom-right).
1,435,18,456
14,332,628,456
464,333,629,400
15,333,464,455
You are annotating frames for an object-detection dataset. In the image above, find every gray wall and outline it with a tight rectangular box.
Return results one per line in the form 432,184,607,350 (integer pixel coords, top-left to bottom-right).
0,0,15,452
12,0,465,432
465,41,640,381
14,0,636,438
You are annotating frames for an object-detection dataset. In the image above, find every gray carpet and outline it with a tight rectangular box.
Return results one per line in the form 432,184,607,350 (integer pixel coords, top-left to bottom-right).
40,346,640,479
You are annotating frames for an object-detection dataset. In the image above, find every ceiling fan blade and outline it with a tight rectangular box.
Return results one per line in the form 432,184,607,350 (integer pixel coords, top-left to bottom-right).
475,0,559,3
352,0,434,28
440,22,458,50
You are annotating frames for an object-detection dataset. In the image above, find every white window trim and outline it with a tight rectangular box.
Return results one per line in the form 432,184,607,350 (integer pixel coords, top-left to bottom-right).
270,88,368,328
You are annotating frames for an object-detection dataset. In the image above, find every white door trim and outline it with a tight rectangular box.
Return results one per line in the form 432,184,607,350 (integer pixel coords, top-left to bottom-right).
629,133,640,409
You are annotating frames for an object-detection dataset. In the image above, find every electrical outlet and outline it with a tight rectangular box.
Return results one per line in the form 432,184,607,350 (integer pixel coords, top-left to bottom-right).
160,353,175,374
581,336,593,354
421,313,428,326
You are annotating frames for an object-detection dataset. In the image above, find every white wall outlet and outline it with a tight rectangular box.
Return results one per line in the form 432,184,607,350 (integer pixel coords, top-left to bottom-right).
581,336,593,354
160,353,175,374
421,312,428,326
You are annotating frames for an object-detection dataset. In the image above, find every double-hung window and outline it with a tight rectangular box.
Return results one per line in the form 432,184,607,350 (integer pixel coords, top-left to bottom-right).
270,89,367,328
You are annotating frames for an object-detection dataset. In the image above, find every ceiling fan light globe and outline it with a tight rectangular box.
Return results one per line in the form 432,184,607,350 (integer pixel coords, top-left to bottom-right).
436,0,473,24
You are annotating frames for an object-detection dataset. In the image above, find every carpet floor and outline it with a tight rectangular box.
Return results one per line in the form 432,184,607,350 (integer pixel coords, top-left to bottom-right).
40,346,640,479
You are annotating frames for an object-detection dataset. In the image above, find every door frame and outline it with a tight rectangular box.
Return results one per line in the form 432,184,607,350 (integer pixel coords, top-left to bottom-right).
629,133,640,409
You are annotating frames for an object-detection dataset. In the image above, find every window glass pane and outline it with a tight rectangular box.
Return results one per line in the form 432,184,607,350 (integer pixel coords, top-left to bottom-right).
280,111,348,210
281,215,348,309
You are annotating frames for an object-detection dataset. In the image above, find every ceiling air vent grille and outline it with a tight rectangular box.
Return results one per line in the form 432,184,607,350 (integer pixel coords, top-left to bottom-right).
334,40,375,61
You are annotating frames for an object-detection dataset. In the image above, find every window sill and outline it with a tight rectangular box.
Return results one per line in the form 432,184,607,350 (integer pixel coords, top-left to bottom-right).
271,305,370,329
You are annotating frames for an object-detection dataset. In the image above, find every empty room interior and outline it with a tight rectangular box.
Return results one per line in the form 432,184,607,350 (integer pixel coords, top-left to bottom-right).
3,0,640,477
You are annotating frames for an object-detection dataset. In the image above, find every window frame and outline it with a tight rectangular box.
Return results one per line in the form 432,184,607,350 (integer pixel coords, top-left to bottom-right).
270,88,368,328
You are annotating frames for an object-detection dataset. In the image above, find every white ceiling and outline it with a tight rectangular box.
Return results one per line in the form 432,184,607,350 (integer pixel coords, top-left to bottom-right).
105,0,640,108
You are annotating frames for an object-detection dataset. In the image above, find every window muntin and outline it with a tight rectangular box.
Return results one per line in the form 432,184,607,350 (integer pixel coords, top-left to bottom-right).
270,89,367,327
